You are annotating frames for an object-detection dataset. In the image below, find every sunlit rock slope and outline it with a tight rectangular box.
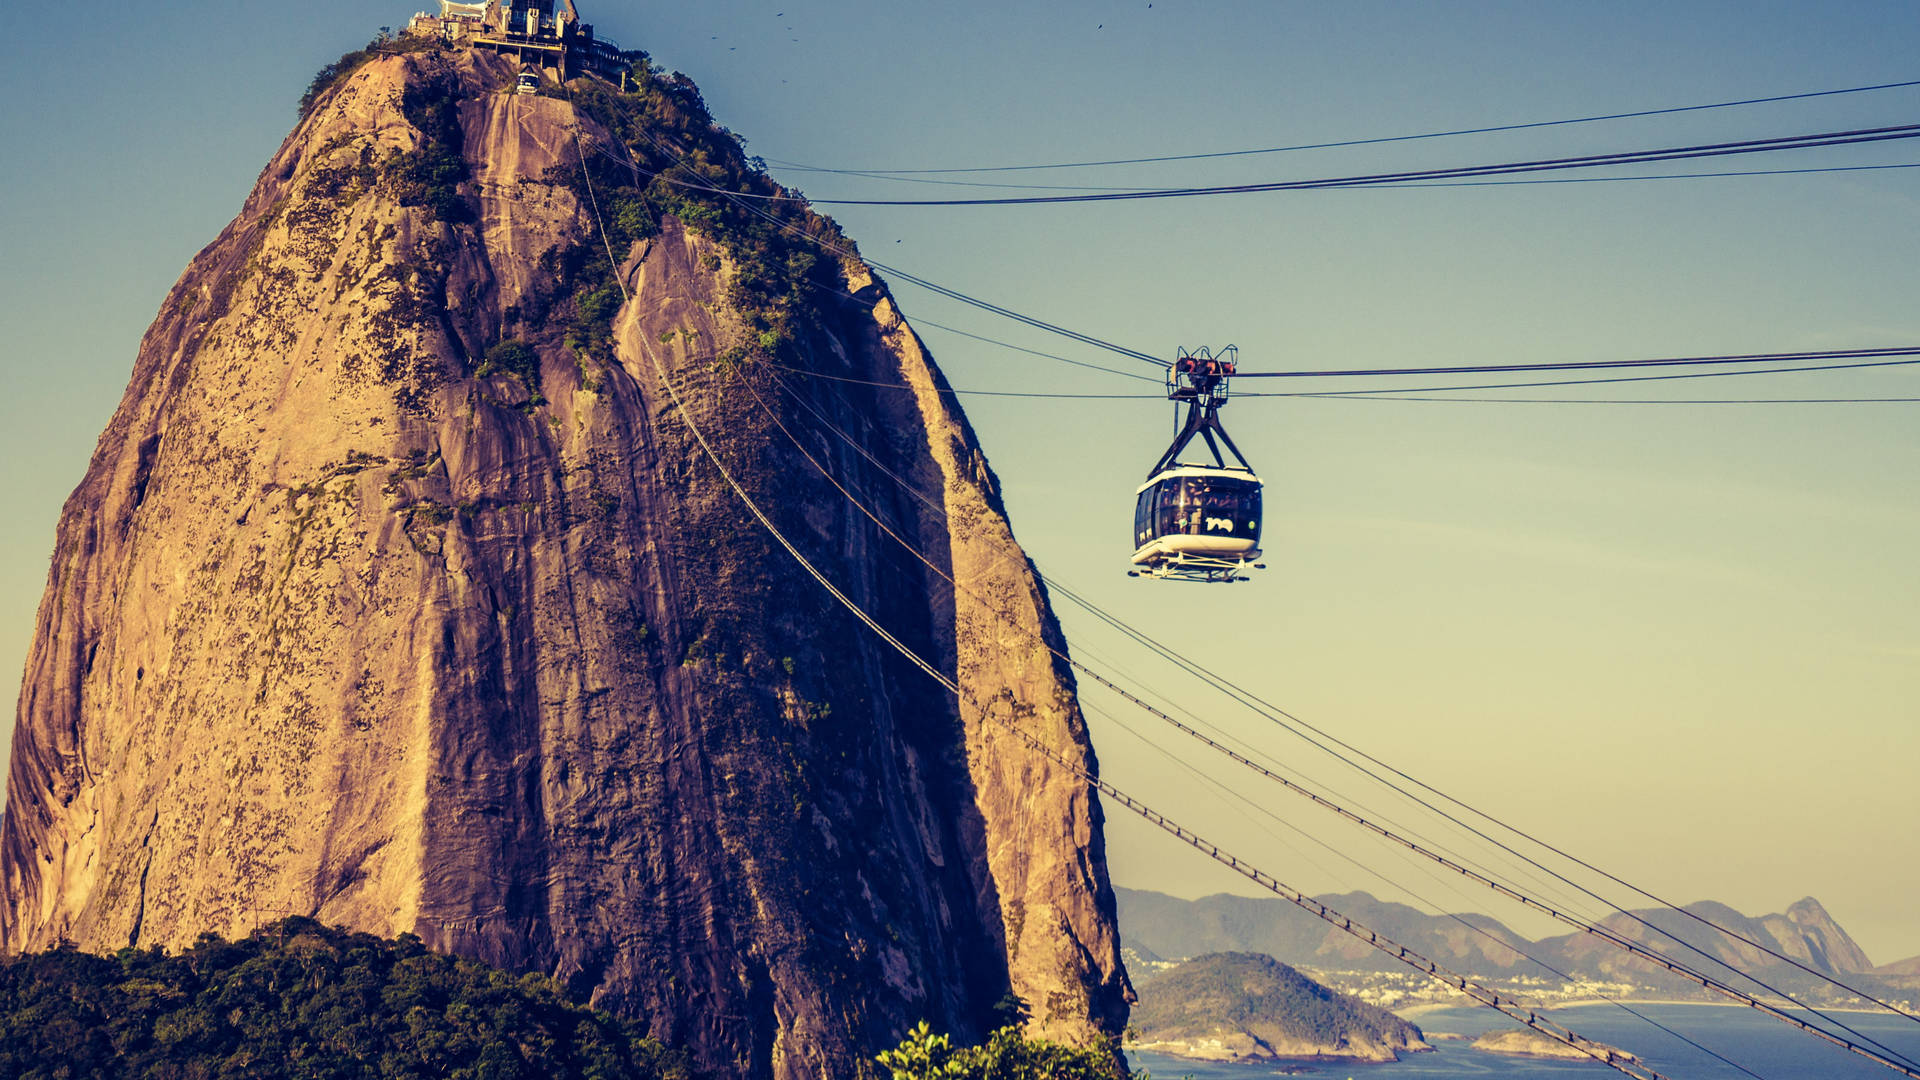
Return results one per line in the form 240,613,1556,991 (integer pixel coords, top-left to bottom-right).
0,43,1128,1079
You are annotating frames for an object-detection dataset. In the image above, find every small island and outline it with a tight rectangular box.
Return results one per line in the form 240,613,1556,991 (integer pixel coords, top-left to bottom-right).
1129,952,1432,1064
1472,1028,1639,1063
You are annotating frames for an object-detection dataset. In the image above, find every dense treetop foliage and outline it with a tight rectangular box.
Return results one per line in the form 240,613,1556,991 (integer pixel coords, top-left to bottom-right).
0,918,692,1079
876,1022,1130,1080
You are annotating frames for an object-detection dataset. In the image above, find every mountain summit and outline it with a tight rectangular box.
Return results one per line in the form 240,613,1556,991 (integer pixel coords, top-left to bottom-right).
1117,886,1882,989
0,38,1128,1078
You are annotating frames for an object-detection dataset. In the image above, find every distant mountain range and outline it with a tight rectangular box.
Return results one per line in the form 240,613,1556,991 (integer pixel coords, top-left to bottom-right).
1876,955,1920,977
1116,887,1919,999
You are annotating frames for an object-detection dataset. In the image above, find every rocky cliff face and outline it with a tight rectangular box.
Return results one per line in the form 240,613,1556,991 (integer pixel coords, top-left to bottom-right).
0,44,1129,1078
1769,896,1873,975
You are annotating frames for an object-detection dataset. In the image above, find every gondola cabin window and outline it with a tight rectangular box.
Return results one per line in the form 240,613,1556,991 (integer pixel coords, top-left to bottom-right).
1136,472,1262,546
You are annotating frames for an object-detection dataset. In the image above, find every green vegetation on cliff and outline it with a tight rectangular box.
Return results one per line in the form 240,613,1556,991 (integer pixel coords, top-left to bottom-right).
0,921,1134,1080
296,37,864,398
0,918,691,1079
533,53,859,369
388,77,474,223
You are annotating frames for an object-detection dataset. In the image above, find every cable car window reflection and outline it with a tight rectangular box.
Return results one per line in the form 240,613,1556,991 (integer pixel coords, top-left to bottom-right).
1148,476,1261,537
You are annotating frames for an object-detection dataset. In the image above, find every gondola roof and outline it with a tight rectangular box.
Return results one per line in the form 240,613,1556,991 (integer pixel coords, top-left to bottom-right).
1134,464,1262,496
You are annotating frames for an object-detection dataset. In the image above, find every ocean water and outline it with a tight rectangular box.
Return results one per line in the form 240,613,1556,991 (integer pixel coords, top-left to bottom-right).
1126,1003,1920,1079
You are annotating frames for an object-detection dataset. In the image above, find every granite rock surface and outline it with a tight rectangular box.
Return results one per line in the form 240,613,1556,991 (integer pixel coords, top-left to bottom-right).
0,46,1129,1079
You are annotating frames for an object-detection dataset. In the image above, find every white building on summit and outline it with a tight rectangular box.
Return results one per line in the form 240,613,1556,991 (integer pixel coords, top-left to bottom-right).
406,0,628,82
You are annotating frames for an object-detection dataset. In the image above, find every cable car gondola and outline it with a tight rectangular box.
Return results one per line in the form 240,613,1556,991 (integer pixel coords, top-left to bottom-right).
1129,346,1265,583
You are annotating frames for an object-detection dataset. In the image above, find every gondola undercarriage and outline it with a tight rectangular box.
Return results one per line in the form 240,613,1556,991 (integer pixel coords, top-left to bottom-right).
1129,546,1261,583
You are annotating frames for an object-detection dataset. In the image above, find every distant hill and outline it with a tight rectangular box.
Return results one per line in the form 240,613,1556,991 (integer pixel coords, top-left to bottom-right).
1117,887,1884,993
1471,1028,1637,1063
1129,951,1429,1063
1115,887,1536,976
1876,956,1920,976
1871,955,1920,994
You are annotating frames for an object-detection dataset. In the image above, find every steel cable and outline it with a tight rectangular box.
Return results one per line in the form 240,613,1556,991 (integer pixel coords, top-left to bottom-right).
764,78,1920,175
562,85,1920,1072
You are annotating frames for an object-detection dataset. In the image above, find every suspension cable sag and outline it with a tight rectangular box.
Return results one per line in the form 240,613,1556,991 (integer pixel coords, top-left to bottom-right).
556,78,1920,1078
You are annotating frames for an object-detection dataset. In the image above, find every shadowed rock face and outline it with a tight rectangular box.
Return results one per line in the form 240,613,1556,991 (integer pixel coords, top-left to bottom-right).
0,47,1129,1078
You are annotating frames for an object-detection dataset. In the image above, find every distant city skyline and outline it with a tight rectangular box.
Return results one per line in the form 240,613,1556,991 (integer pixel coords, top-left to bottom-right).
1,0,1915,963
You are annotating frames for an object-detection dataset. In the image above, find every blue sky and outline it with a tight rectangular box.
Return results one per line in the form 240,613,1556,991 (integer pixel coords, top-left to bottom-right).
2,1,1917,962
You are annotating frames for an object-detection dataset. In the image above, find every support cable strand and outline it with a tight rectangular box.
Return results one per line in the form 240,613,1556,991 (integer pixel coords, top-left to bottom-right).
617,125,1920,395
605,137,1920,198
643,348,1671,1080
1077,695,1769,1080
1068,637,1920,1073
570,118,1669,1073
784,276,1920,399
631,127,1163,366
749,206,1920,1042
1234,346,1920,379
742,365,1837,1078
703,123,1920,206
1245,357,1920,396
563,84,1918,1076
764,354,1919,1054
763,78,1920,175
772,360,1920,404
763,363,1571,917
1043,579,1920,1037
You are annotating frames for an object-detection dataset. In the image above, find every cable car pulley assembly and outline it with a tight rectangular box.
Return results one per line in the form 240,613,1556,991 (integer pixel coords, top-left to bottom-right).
1129,346,1265,583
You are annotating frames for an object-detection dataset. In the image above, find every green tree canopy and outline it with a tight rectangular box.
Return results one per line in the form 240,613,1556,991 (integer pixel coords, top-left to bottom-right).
876,1021,1129,1080
0,918,693,1079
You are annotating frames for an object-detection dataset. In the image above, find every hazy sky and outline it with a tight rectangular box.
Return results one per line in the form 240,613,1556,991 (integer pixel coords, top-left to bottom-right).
2,2,1916,963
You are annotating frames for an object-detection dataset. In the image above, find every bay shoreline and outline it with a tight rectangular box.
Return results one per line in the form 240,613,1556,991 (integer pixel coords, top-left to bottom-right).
1397,997,1900,1021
